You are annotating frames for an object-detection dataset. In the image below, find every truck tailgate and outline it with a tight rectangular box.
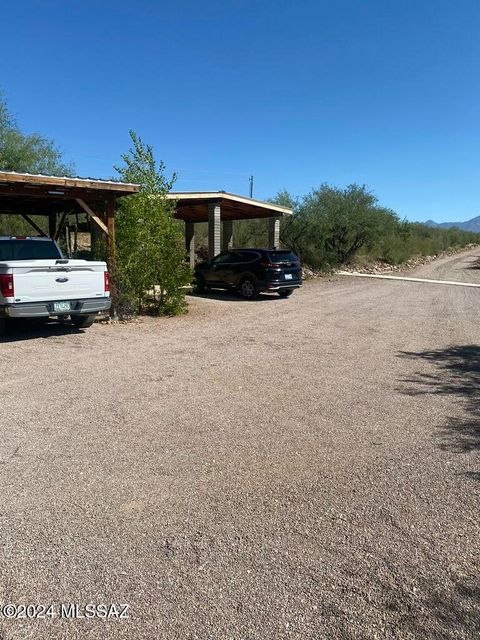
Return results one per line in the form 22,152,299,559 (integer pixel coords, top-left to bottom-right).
5,260,107,303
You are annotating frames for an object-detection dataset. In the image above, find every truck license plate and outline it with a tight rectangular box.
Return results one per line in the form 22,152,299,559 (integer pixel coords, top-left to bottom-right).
53,301,71,313
285,273,293,280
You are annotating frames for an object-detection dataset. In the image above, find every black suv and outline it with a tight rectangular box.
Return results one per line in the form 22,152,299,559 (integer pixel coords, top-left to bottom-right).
194,249,302,299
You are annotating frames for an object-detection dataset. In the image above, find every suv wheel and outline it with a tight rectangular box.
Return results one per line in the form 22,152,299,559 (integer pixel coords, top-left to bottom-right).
0,318,6,337
278,289,294,298
240,277,258,300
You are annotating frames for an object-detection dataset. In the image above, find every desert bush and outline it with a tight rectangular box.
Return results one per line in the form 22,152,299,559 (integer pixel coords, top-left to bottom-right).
271,185,480,269
279,184,386,268
114,132,190,316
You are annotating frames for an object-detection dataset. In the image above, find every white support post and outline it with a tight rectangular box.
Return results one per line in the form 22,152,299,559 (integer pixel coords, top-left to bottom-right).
185,222,195,268
222,220,233,251
208,202,221,259
268,217,280,249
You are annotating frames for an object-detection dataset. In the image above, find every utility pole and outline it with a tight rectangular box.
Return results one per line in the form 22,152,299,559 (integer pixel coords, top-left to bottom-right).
249,175,254,198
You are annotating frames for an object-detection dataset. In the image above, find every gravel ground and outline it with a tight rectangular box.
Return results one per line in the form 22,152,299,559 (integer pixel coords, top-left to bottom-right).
0,249,479,639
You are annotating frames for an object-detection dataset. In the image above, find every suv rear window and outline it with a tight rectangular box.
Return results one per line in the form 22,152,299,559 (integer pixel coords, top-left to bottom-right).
237,251,261,263
268,251,298,264
0,239,62,261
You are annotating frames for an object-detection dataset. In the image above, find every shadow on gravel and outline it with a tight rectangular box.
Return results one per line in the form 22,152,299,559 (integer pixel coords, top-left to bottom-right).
188,290,283,302
0,319,87,343
376,574,480,639
466,254,480,269
398,345,480,453
461,471,480,481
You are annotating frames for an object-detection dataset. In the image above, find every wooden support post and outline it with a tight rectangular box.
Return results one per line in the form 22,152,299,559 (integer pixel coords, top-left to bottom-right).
90,221,103,259
106,197,118,319
75,196,116,317
65,224,71,258
48,213,57,238
74,214,79,254
222,220,233,251
54,212,68,240
106,197,116,266
185,222,195,269
208,202,221,259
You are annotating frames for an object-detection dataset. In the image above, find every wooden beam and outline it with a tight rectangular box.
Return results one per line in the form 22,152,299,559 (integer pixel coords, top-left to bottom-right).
0,184,130,202
75,198,108,234
48,213,57,238
20,213,47,236
106,197,116,250
0,171,140,194
54,211,69,240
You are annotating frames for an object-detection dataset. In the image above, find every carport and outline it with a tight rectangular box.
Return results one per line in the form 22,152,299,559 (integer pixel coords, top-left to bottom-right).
0,170,140,270
0,174,293,272
167,191,293,267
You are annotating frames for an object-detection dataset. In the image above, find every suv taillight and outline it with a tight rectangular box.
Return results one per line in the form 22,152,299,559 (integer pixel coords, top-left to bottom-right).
0,274,14,297
260,261,280,269
104,271,110,292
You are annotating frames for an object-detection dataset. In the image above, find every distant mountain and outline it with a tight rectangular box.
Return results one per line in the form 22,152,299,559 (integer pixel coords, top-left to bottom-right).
424,215,480,233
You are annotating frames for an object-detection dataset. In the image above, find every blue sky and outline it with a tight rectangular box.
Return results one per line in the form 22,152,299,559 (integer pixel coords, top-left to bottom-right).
1,0,479,222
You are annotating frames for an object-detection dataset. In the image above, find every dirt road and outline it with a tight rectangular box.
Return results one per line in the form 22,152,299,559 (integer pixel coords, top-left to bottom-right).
0,249,479,639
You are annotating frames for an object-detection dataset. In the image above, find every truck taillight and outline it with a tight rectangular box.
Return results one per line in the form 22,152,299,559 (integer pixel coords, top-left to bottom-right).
104,271,110,292
0,274,14,297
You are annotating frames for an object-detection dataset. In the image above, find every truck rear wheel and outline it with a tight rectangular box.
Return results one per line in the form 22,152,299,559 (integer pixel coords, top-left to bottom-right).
0,318,6,337
71,315,96,329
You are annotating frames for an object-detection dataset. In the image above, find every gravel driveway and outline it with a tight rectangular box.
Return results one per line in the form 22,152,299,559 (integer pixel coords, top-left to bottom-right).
0,249,479,639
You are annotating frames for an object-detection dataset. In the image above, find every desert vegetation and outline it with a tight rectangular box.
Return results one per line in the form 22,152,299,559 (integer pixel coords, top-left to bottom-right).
225,185,480,270
113,132,190,316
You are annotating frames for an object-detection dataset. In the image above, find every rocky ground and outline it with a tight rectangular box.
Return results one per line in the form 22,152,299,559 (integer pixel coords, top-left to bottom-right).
338,244,479,276
300,244,479,279
0,248,478,639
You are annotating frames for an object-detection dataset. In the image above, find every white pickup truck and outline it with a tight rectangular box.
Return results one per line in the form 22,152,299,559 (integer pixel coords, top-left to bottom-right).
0,236,111,335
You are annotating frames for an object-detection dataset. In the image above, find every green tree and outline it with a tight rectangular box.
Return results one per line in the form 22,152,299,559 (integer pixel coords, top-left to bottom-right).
271,189,299,211
114,131,190,316
269,186,480,269
277,184,380,267
210,183,480,270
268,190,308,257
304,184,380,264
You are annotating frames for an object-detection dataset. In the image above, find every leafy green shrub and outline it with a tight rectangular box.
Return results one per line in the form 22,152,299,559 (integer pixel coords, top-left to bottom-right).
114,132,190,317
